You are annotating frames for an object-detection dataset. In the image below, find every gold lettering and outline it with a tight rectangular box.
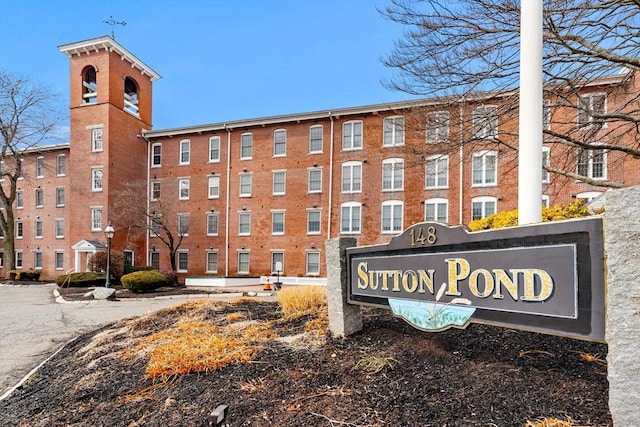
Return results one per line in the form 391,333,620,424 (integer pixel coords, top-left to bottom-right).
418,269,435,294
391,270,402,292
357,262,368,289
469,269,494,298
445,258,469,296
521,269,554,301
493,269,519,301
402,270,418,293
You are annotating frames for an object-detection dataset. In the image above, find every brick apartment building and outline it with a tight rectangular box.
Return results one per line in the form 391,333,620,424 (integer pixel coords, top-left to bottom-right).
2,35,639,281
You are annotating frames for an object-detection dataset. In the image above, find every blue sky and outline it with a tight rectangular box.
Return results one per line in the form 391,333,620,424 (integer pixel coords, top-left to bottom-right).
1,0,415,132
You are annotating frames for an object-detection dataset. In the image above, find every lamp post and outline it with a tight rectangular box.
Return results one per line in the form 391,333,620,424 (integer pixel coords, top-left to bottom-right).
104,222,115,288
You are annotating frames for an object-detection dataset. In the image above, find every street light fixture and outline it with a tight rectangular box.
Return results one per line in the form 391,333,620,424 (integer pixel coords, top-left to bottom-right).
104,222,115,288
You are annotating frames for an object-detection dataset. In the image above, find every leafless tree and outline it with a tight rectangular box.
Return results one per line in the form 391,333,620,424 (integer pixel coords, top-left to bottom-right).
0,71,63,273
380,0,640,188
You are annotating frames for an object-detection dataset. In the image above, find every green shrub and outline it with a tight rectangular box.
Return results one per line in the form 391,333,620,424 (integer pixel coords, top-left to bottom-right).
121,270,168,293
7,270,41,281
88,251,124,280
55,272,106,288
124,265,158,275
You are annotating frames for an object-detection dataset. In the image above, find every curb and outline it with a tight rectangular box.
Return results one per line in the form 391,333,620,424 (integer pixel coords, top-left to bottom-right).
53,288,276,304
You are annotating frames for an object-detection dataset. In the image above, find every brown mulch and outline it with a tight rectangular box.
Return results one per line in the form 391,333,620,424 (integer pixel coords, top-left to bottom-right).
0,298,610,427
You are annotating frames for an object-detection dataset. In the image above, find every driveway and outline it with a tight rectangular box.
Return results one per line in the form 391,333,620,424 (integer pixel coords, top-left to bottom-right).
0,283,210,398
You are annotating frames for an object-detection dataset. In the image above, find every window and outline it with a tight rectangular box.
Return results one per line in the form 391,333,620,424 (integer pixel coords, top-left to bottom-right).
307,209,321,235
578,93,606,127
149,251,160,269
150,214,162,236
238,212,251,235
206,212,219,236
17,159,23,179
239,173,252,197
473,105,498,139
425,198,448,223
426,112,450,143
36,157,45,178
272,211,285,235
35,188,44,208
309,125,323,153
472,196,497,221
178,178,190,200
177,250,188,273
576,191,603,203
383,116,404,147
382,200,403,233
177,213,189,236
34,219,43,238
150,181,161,201
238,251,250,274
342,120,363,150
543,100,551,131
56,187,65,206
341,202,361,234
82,66,97,104
55,251,64,270
91,207,102,231
92,168,103,192
542,147,550,183
15,220,23,239
15,250,23,269
124,77,139,115
0,251,3,267
273,129,287,157
16,190,23,209
341,161,362,193
308,168,322,193
425,155,449,189
472,151,497,186
92,128,103,152
151,143,162,167
57,154,66,176
542,195,550,208
123,251,133,270
55,218,64,238
577,148,606,179
306,251,321,275
271,252,284,274
208,176,220,199
179,140,190,165
34,251,43,270
272,171,286,195
240,133,253,159
206,251,218,273
382,158,404,191
209,136,221,162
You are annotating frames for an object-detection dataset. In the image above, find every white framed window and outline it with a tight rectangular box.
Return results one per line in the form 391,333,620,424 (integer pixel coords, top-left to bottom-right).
150,214,162,237
239,173,252,197
473,105,498,139
34,219,43,238
272,171,286,195
472,196,497,221
240,133,253,160
91,207,102,231
55,251,64,270
150,180,161,201
307,209,321,235
149,251,160,269
56,187,65,207
381,200,403,233
472,151,497,186
578,93,606,127
272,211,285,235
342,120,363,151
34,251,43,270
577,147,606,180
15,250,23,269
35,188,44,208
273,129,287,157
209,136,221,162
341,202,362,234
16,190,23,209
124,77,139,115
306,251,321,276
425,155,449,189
238,251,250,274
178,178,190,200
151,143,162,167
55,218,64,238
238,212,251,235
208,176,220,199
177,250,189,273
92,167,103,192
341,161,362,193
425,198,448,223
308,168,322,193
543,100,551,131
426,111,450,143
271,251,284,274
57,154,66,176
36,157,45,178
92,128,104,152
177,213,189,236
382,158,404,191
206,251,218,273
542,147,550,183
179,139,190,165
309,125,323,153
206,212,219,236
383,116,405,147
82,67,97,104
542,195,550,208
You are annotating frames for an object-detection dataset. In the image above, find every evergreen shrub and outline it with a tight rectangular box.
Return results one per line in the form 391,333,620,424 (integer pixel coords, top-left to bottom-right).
121,270,168,293
55,272,105,288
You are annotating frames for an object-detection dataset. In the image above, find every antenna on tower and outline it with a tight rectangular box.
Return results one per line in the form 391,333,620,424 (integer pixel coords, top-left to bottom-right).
103,16,127,39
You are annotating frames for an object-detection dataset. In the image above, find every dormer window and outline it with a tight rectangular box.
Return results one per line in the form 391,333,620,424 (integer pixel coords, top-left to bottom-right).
82,66,97,104
124,77,139,115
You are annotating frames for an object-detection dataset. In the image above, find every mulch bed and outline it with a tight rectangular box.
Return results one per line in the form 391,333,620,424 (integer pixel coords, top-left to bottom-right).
0,300,610,427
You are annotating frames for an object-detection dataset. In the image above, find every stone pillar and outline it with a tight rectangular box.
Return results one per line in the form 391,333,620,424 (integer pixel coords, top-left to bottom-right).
326,237,362,337
605,185,640,425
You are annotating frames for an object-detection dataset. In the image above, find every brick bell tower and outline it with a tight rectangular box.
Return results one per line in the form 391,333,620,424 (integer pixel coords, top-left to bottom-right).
59,36,161,271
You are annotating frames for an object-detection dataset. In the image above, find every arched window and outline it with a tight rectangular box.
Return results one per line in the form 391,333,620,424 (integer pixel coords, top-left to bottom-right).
82,66,97,104
124,77,139,115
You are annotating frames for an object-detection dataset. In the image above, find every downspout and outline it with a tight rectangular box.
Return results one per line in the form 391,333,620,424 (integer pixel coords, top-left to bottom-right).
327,113,334,240
224,125,231,277
458,101,464,224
